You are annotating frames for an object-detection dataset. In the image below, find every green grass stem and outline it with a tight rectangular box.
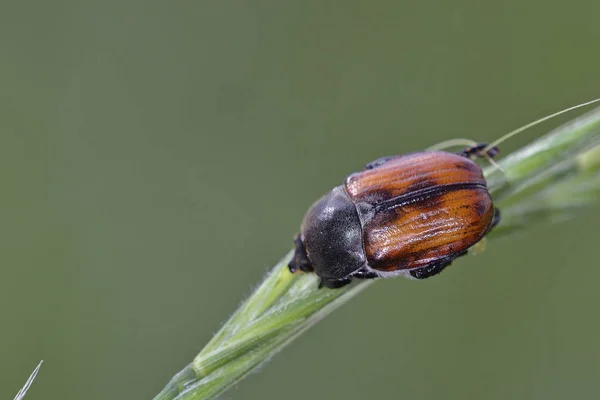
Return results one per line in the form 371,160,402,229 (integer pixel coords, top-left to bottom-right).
154,105,600,400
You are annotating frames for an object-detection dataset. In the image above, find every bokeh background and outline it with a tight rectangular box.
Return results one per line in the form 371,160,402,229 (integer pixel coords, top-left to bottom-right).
2,1,600,399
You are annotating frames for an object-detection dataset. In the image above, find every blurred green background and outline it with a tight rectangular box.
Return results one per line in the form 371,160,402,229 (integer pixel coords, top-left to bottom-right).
1,1,599,399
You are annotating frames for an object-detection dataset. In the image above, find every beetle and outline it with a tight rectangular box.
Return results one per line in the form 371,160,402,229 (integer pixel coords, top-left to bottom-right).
288,145,500,289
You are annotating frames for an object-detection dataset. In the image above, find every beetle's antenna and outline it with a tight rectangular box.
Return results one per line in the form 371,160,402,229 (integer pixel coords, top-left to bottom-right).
483,97,600,154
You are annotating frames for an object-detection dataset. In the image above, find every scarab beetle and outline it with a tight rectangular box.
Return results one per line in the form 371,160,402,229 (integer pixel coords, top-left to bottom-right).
288,145,500,289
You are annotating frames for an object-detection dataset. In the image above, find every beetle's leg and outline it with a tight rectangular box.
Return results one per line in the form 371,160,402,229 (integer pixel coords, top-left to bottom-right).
487,207,501,233
457,143,499,160
409,250,468,279
350,269,379,280
288,234,314,274
319,277,352,289
409,257,455,279
491,208,501,229
364,155,401,170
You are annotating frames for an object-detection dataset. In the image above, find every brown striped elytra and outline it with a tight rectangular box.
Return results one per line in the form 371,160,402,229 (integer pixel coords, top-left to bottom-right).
288,146,500,289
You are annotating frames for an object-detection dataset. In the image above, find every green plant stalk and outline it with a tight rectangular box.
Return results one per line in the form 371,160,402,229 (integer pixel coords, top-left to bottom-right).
201,260,297,354
154,106,600,400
